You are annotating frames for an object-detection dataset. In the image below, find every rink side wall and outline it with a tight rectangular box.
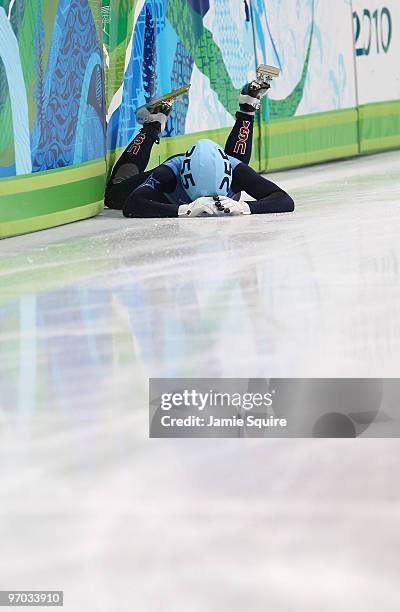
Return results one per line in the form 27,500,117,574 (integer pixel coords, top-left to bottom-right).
0,1,106,238
104,0,400,175
1,1,399,238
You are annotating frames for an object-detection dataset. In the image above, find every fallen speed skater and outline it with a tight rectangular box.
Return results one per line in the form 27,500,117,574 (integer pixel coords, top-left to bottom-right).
105,65,295,218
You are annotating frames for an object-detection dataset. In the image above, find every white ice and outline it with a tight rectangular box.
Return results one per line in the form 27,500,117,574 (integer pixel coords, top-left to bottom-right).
0,151,400,611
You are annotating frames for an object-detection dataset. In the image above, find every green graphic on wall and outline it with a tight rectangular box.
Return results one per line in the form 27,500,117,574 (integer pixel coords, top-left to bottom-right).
104,0,320,153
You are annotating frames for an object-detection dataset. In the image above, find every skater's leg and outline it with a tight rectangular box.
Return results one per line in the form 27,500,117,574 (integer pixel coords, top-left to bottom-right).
110,97,176,183
105,100,172,209
105,122,160,210
105,169,153,210
224,112,255,165
225,65,279,166
109,123,161,184
105,89,190,210
224,73,267,165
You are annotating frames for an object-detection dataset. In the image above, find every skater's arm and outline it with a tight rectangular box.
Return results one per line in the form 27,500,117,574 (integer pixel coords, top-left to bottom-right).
123,161,295,218
232,163,295,213
124,194,180,218
123,164,181,218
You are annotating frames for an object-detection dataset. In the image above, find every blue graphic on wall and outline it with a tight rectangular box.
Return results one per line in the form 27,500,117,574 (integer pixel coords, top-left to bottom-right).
31,0,105,171
107,0,168,151
105,0,295,152
1,0,356,177
0,0,106,178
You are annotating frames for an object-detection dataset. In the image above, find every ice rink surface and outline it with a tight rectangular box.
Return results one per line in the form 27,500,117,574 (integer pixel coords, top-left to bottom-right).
0,151,400,610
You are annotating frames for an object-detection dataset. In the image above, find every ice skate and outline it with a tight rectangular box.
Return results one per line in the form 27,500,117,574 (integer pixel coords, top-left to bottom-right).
136,84,191,129
239,64,280,114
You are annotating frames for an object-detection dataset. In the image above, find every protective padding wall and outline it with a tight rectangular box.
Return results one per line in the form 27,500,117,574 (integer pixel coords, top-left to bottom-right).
0,0,106,237
1,0,399,238
103,0,399,171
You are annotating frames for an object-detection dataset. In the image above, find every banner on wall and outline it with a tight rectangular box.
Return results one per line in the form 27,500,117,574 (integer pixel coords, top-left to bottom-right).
103,0,360,151
1,1,399,180
352,0,400,104
252,0,357,118
0,0,106,178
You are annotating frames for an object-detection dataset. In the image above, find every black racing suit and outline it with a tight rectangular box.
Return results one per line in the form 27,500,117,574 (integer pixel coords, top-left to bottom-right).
105,112,294,217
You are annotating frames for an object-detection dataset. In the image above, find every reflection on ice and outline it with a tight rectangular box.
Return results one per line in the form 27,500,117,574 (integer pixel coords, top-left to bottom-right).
0,152,399,611
1,151,400,413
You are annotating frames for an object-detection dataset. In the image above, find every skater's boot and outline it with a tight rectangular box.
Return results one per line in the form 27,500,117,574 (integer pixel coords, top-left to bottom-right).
136,85,191,134
239,64,280,115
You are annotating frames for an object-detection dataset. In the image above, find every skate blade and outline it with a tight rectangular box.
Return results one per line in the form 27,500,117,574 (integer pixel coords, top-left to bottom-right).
257,64,280,81
136,85,191,125
150,84,191,105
